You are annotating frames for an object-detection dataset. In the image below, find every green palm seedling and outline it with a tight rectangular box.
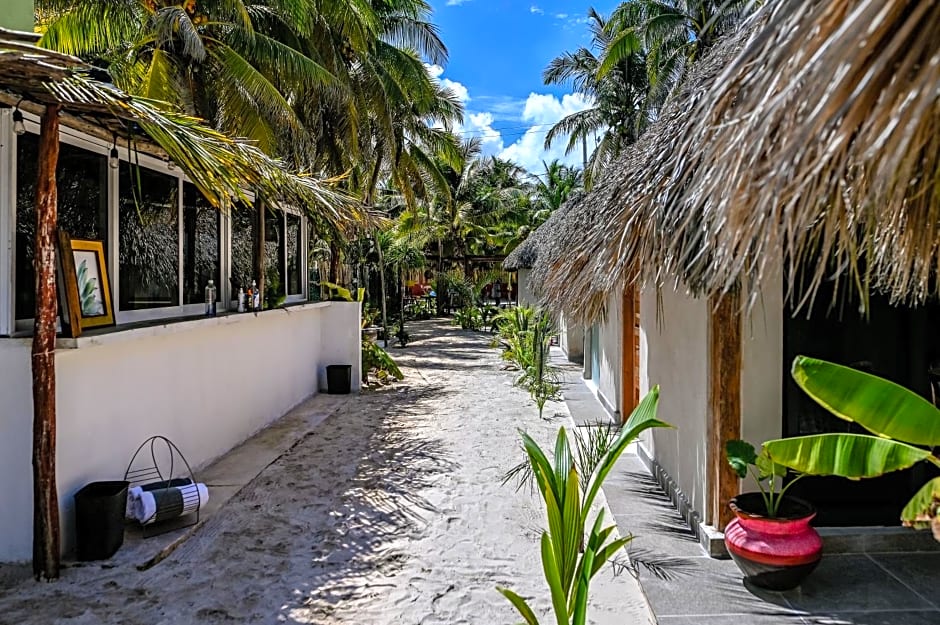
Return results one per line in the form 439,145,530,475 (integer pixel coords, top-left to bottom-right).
498,387,670,625
517,311,562,419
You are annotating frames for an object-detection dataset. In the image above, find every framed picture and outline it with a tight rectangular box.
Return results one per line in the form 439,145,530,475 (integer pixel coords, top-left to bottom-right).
58,231,114,336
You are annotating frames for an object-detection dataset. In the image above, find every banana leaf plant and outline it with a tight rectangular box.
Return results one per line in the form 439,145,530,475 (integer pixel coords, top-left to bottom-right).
734,356,940,536
498,386,671,625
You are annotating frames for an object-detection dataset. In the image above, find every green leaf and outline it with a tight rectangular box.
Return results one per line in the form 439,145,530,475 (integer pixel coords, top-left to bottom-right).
560,467,581,596
725,439,756,478
496,587,542,625
901,476,940,530
762,433,932,479
792,356,940,446
540,533,569,625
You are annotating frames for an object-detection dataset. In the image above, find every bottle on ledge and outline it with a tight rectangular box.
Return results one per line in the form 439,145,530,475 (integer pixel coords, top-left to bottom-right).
251,279,261,312
205,279,217,317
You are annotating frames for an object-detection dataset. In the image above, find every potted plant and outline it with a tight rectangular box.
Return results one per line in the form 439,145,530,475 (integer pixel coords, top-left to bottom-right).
724,440,822,590
724,355,940,589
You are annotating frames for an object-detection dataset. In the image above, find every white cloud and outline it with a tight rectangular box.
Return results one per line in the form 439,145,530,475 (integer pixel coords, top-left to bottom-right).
445,0,471,5
530,5,544,14
425,64,470,104
422,67,593,172
555,13,568,19
497,92,593,172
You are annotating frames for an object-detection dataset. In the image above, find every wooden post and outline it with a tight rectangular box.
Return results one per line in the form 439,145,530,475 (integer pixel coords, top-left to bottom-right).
621,285,638,422
32,104,61,580
707,289,742,531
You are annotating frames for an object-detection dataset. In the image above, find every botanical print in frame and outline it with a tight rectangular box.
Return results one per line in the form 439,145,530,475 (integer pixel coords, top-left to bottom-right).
58,232,115,333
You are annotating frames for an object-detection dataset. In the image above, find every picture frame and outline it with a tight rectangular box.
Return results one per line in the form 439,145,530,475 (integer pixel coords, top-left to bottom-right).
58,230,114,337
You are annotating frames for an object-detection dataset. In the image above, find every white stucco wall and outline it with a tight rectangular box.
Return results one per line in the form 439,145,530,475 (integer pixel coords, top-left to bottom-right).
517,268,535,307
638,284,710,521
637,273,785,526
592,291,622,417
559,314,584,362
0,301,361,562
740,270,784,492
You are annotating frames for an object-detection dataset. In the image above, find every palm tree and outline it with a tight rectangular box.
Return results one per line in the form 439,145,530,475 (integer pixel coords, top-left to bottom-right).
543,8,649,186
36,0,351,155
600,0,751,104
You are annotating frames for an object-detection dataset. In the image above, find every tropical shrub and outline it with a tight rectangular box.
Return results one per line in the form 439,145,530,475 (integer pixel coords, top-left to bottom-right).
498,388,670,625
453,306,482,330
731,356,940,536
395,321,410,347
361,338,403,385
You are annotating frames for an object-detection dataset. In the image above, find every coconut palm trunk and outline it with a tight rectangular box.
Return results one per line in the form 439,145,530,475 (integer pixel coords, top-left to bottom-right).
32,104,61,580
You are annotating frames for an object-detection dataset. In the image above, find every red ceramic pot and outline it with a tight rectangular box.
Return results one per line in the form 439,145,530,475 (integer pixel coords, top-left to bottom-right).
724,493,822,590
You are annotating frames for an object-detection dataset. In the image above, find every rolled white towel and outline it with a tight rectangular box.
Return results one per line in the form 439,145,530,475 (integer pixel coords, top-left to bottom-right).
135,490,158,525
126,486,144,521
176,483,209,515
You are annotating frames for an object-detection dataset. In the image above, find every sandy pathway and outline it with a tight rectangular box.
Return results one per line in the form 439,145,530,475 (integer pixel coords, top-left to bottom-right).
0,320,654,625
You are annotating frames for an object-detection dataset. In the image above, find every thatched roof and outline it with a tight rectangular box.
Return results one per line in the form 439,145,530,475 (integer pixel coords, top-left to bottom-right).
0,32,365,228
534,0,940,322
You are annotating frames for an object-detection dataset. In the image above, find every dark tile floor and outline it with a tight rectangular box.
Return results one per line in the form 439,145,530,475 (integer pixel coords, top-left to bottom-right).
603,452,940,625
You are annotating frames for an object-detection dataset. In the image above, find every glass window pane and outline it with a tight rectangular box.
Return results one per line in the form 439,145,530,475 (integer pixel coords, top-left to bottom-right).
264,208,284,305
16,135,108,319
118,165,179,310
230,205,254,296
286,213,302,295
307,220,326,301
182,183,220,305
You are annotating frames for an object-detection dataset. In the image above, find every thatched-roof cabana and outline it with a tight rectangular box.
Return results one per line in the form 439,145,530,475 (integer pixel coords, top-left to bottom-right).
531,0,940,323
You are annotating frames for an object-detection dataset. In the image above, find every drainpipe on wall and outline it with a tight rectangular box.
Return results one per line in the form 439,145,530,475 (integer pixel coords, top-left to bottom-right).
582,326,592,380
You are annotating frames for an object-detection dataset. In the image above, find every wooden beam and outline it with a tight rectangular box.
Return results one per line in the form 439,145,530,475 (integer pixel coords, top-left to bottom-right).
32,104,61,580
707,289,742,531
621,285,638,422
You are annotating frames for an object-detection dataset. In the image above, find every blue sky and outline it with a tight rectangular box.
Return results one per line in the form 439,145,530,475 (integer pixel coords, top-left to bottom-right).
427,1,620,172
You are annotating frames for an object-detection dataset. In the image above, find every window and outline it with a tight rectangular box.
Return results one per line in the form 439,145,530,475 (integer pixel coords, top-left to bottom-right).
15,134,108,319
182,183,220,304
264,207,284,304
230,205,254,295
118,165,179,310
286,213,302,296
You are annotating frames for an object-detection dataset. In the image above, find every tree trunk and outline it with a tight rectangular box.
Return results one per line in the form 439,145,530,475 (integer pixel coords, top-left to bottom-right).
328,241,339,284
436,238,445,316
32,105,61,580
253,199,265,310
399,265,405,334
375,235,389,348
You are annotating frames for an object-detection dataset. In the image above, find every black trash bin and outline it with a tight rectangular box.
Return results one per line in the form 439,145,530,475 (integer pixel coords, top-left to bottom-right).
74,480,129,561
326,364,352,394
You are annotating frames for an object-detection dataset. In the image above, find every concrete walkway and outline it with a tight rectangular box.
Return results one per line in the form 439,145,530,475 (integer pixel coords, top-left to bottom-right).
0,320,655,625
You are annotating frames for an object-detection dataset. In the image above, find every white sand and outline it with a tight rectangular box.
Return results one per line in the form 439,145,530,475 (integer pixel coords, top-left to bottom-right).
0,320,655,625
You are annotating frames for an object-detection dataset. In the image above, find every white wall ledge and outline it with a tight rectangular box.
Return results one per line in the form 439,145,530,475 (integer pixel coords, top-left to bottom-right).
3,301,333,351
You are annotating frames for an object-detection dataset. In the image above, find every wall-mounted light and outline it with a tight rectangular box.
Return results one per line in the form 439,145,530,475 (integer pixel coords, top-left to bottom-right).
12,101,26,136
109,135,119,169
166,158,175,171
